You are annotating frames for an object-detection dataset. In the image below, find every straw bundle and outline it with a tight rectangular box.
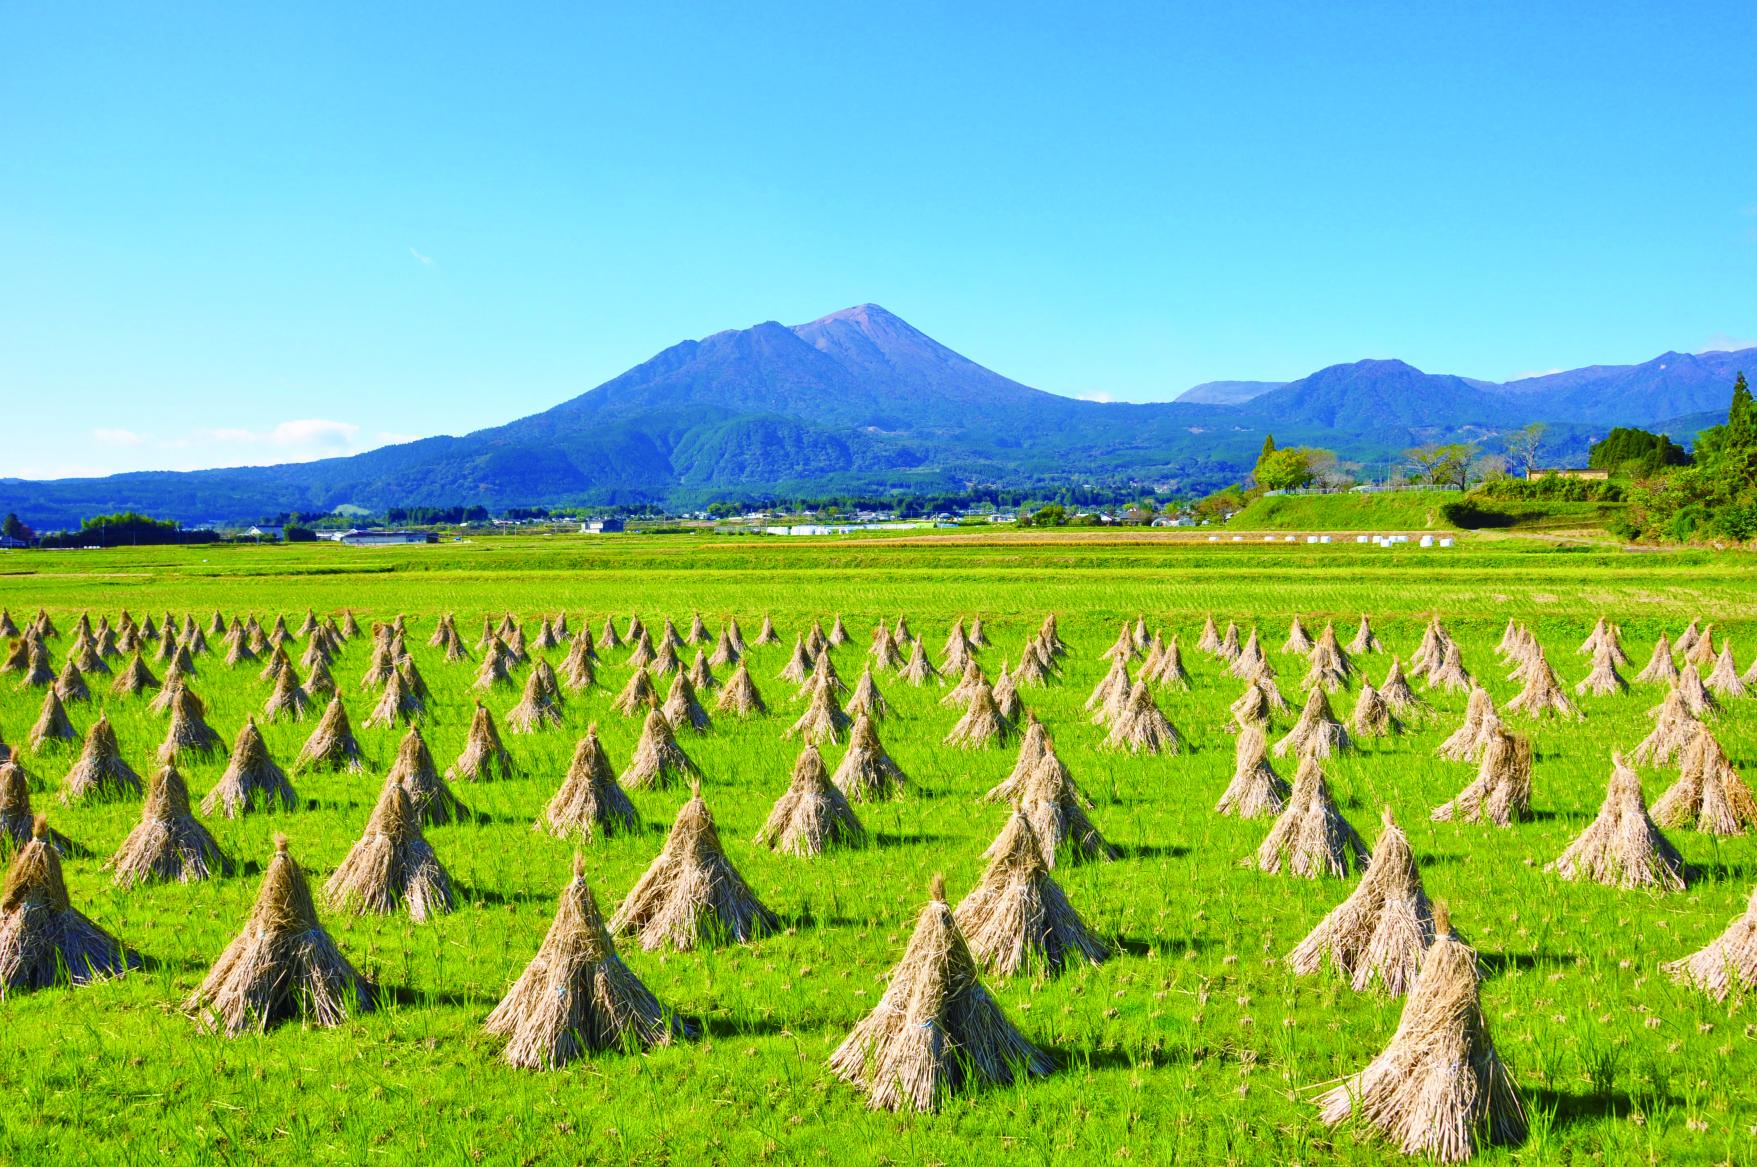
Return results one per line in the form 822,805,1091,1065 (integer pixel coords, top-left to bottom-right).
779,635,811,684
1289,807,1435,994
686,650,715,692
1671,665,1718,718
660,673,712,734
611,666,659,717
1634,687,1701,766
187,836,373,1033
53,660,89,704
560,636,597,689
868,627,900,672
1230,628,1266,679
1103,680,1180,754
622,709,702,791
506,668,563,733
0,760,55,855
1504,647,1580,720
1425,641,1473,694
1432,727,1532,826
28,688,79,751
786,673,852,744
0,817,136,992
1574,641,1627,696
263,664,312,723
1197,614,1221,654
990,661,1022,721
715,661,767,717
1349,681,1400,738
1301,625,1353,692
1283,617,1314,655
828,874,1051,1112
945,681,1014,747
1315,905,1527,1162
388,726,470,825
472,638,514,690
846,665,890,721
295,695,364,773
757,745,866,855
1705,642,1746,697
1274,687,1353,759
1665,884,1757,1001
1347,615,1383,654
1145,635,1188,689
451,701,517,780
1634,633,1680,685
541,728,639,840
612,787,778,950
753,614,780,646
202,718,296,818
1253,756,1369,877
1015,752,1113,866
107,763,230,886
1085,658,1131,721
1675,618,1703,658
1650,725,1757,835
1548,755,1685,890
1216,723,1288,818
832,713,907,802
324,780,454,922
898,637,937,686
157,685,222,761
61,714,142,803
956,813,1107,978
302,657,336,699
1436,687,1501,762
486,855,693,1068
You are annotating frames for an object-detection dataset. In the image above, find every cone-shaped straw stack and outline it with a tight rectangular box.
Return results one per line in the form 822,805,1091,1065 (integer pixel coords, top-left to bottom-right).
956,813,1107,977
1431,727,1532,827
1216,724,1288,818
202,718,296,818
1289,808,1435,994
1315,904,1527,1162
611,786,779,950
61,714,142,803
832,713,907,802
541,728,639,841
1253,757,1369,877
757,745,866,855
0,816,135,991
187,836,374,1033
621,708,702,791
1547,754,1685,891
1665,884,1757,1001
108,764,231,886
828,874,1051,1112
486,854,695,1068
295,694,364,772
324,779,455,922
1650,725,1757,835
451,701,517,780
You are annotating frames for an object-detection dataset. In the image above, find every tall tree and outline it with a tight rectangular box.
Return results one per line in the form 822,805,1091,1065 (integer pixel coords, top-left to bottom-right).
1504,422,1546,477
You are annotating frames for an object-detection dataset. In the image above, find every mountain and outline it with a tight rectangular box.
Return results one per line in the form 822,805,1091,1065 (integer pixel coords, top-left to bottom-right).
1175,380,1286,405
1501,349,1755,425
1233,360,1523,431
0,305,1750,529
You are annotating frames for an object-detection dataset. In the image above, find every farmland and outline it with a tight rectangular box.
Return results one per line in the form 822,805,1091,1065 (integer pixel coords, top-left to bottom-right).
0,531,1754,1166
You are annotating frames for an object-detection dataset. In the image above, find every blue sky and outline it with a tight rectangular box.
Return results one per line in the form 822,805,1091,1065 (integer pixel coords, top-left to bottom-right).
3,1,1753,478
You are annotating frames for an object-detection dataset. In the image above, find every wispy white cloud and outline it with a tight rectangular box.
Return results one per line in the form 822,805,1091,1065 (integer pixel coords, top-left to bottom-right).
409,246,436,267
1507,368,1563,381
1077,390,1116,403
272,418,361,448
91,427,145,446
1699,333,1757,354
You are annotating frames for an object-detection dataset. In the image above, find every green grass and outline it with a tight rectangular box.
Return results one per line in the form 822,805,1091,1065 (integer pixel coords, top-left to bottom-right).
0,533,1754,1165
1227,491,1461,531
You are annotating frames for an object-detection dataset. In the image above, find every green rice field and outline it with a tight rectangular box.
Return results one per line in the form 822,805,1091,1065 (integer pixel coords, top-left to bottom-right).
0,532,1753,1165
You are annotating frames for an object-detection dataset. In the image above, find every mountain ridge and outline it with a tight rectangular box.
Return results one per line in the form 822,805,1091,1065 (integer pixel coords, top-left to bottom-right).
0,305,1749,528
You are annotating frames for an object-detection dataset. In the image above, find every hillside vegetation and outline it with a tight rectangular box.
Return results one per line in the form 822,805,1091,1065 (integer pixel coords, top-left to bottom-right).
1226,490,1459,531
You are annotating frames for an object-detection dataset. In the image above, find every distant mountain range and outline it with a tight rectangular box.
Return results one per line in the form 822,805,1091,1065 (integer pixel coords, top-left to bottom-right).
2,305,1750,528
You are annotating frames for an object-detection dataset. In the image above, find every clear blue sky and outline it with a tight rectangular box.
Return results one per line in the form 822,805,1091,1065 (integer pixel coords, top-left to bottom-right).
3,1,1753,478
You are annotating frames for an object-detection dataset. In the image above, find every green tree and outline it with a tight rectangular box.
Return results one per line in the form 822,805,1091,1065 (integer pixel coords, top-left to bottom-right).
1504,422,1546,477
1405,442,1477,489
1260,433,1277,459
0,513,26,540
1255,447,1315,492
